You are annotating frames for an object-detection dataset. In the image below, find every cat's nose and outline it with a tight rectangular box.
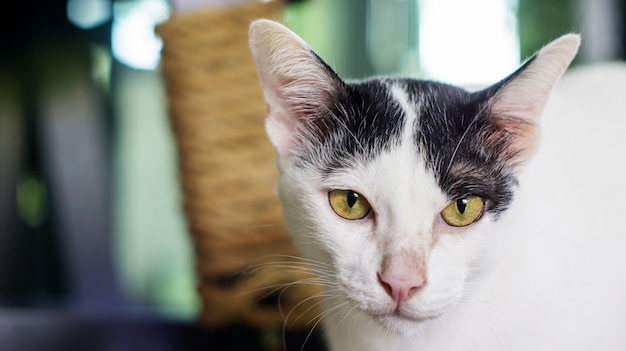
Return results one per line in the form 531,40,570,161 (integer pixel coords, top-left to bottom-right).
377,269,426,308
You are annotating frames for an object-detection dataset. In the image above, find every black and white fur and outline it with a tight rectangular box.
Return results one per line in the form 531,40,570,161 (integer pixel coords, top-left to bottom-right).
249,19,626,351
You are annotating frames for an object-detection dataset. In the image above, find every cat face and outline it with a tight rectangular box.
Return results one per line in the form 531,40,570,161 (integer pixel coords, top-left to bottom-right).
272,79,510,334
249,20,579,334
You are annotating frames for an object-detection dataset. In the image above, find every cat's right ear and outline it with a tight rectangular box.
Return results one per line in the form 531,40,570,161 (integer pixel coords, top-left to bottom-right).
482,34,580,168
249,19,344,158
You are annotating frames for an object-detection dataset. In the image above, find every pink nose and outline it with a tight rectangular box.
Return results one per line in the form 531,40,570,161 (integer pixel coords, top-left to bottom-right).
377,270,426,308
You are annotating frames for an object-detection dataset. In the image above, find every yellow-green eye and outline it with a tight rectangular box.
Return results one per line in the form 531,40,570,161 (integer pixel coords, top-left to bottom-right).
440,196,484,227
328,189,371,220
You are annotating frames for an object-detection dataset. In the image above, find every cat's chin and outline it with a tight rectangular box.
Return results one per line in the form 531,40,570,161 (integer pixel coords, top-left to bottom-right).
370,310,441,336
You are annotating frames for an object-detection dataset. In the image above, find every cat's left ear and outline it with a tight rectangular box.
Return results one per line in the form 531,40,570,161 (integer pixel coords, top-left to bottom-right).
249,19,345,159
485,34,580,167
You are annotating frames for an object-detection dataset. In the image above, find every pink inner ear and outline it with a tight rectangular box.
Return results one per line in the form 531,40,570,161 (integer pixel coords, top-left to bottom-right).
485,114,539,167
265,110,298,157
483,34,580,168
249,20,345,159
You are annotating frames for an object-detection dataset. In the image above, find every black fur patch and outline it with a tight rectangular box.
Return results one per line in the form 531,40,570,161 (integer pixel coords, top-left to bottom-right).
296,75,526,216
402,80,517,215
296,79,406,172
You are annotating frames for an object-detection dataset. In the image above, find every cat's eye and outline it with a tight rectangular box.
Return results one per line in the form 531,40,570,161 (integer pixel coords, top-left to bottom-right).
440,196,484,227
328,189,371,220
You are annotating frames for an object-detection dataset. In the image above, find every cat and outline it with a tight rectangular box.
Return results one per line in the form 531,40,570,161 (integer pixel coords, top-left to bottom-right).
249,19,626,351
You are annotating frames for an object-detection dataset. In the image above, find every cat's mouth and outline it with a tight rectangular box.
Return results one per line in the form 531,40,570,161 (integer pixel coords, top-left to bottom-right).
383,310,439,322
375,309,439,322
342,286,449,332
367,306,442,331
367,309,441,335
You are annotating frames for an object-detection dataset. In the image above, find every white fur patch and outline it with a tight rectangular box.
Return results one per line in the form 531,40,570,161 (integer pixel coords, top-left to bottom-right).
389,83,419,144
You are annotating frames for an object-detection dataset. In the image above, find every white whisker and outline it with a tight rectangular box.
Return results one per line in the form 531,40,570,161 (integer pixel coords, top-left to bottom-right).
445,101,491,173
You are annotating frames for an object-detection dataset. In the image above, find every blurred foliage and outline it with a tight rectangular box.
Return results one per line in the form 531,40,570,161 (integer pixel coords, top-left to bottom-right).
517,0,579,60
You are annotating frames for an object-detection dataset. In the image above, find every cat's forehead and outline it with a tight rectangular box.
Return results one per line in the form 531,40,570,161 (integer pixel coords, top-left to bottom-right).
304,78,473,168
299,78,517,215
305,78,480,173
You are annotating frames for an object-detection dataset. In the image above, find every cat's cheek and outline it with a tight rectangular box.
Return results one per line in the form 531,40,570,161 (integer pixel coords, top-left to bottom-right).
313,190,385,307
432,215,476,244
423,217,497,304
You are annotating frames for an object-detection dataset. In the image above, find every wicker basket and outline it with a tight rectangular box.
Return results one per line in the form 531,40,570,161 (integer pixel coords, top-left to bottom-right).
156,1,320,329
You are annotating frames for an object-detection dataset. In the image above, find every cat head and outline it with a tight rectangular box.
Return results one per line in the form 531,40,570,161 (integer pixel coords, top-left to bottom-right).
249,19,579,334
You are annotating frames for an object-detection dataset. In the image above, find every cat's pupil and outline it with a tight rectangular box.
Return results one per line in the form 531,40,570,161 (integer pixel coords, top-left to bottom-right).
456,199,467,214
347,191,358,208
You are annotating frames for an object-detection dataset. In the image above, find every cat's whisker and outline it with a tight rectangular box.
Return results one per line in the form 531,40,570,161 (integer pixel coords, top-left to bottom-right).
258,254,335,269
244,256,335,281
326,103,367,155
277,283,341,336
445,101,491,174
247,254,331,269
305,300,348,328
295,301,350,351
275,278,335,325
346,305,363,347
332,301,361,336
285,290,342,329
236,273,334,305
212,222,284,229
281,292,344,350
245,264,331,280
484,320,505,351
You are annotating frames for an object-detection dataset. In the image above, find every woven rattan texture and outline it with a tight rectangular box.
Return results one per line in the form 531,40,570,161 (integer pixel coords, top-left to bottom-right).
156,2,320,329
